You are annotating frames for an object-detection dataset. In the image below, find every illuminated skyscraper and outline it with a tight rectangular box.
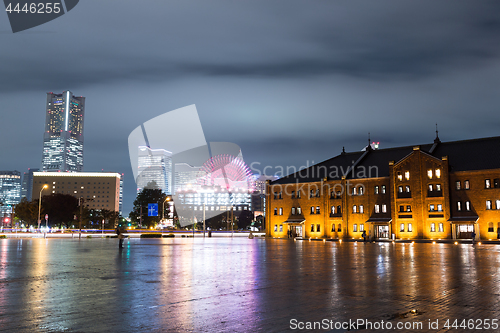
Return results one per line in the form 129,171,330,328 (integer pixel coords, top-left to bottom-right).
137,146,172,194
41,91,85,172
0,171,21,225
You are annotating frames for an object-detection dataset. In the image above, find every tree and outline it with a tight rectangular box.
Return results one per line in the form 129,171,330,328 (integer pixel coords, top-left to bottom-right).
14,198,39,225
41,193,79,228
129,188,166,228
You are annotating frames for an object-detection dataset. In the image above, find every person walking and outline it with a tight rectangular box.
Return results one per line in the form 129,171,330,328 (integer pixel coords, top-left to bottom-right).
116,227,124,249
471,229,476,245
362,230,367,243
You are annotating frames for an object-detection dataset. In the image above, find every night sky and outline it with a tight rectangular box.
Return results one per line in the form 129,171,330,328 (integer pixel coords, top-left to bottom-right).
1,1,500,215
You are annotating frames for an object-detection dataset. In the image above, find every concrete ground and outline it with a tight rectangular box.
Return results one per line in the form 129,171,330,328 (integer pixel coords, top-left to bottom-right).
0,237,499,332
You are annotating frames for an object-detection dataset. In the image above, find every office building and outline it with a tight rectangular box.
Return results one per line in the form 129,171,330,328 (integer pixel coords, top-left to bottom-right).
267,135,500,241
174,162,205,193
32,172,122,214
136,146,172,194
0,171,22,225
41,91,85,172
21,168,39,201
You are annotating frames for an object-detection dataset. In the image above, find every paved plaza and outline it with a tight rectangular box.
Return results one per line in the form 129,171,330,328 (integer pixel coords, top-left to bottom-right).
0,237,499,332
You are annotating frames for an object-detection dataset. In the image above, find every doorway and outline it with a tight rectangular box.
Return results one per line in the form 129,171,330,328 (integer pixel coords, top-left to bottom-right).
376,225,389,239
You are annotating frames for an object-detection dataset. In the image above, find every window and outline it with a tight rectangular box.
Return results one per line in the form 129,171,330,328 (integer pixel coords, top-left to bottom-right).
316,224,321,232
456,181,461,190
406,205,411,212
436,184,441,191
359,224,364,232
331,224,336,232
405,186,410,193
279,208,283,215
359,205,364,214
466,201,471,211
435,169,441,178
338,224,342,232
431,223,436,232
488,222,494,233
358,186,364,195
438,223,444,232
310,189,314,198
316,206,320,214
495,179,500,188
496,200,500,210
429,184,433,191
291,207,296,215
398,186,403,193
353,224,358,232
437,204,442,212
274,225,277,232
382,204,387,213
405,171,410,180
330,191,335,199
353,205,357,213
279,225,283,232
381,185,386,194
486,200,492,210
400,223,405,232
311,224,314,232
375,186,379,194
315,189,320,197
337,205,341,214
274,208,278,215
331,206,335,214
297,207,302,215
310,206,315,214
297,191,301,198
464,180,470,189
399,205,405,212
486,179,491,189
291,191,295,199
429,204,435,212
274,192,278,199
374,204,380,213
397,172,403,181
352,187,357,195
408,223,413,232
457,202,462,211
427,169,433,179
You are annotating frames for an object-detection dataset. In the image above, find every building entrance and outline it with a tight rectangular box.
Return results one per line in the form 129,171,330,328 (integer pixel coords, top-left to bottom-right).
376,225,389,239
457,224,474,239
288,225,302,238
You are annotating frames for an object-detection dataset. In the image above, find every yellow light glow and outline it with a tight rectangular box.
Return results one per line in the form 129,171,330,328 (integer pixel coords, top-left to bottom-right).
432,241,436,244
454,241,458,245
339,239,342,243
478,242,482,245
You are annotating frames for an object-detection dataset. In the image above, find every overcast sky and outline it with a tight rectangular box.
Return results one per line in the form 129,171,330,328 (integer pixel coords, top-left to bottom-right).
1,0,500,214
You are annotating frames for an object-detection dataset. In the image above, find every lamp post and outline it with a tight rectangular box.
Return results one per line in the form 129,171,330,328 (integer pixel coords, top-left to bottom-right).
37,184,48,232
162,197,170,222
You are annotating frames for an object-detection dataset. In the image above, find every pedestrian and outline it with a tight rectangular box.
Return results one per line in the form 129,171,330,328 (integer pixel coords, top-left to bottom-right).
116,227,124,248
471,230,476,245
362,230,367,243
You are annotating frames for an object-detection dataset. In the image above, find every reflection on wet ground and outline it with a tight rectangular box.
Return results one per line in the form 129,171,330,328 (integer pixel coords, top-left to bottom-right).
0,238,499,332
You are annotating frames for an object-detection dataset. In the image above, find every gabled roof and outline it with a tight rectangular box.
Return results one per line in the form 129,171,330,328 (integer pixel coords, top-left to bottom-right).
271,136,500,185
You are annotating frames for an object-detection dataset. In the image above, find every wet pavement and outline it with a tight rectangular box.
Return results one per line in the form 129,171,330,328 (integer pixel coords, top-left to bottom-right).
0,238,499,332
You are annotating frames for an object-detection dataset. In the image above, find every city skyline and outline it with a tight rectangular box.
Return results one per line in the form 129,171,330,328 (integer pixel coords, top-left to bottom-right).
1,1,500,215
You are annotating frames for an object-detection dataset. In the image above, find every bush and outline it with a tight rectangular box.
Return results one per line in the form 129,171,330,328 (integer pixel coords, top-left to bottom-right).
0,235,6,239
86,235,92,238
140,233,162,238
162,234,175,238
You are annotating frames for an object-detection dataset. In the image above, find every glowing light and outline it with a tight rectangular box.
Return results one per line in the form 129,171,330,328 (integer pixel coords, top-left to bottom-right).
454,242,458,245
323,239,326,243
65,91,70,131
432,241,436,244
478,242,482,245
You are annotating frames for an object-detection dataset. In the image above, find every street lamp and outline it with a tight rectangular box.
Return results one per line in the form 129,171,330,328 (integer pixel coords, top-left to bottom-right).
162,196,171,221
37,184,48,232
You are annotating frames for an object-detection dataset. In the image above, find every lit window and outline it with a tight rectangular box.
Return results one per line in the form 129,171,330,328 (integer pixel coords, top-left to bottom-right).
353,205,357,213
405,171,410,180
381,185,386,194
359,205,364,214
429,184,433,191
331,224,336,232
488,222,494,233
297,207,302,215
382,204,387,213
338,224,342,232
353,224,358,232
274,225,277,232
331,206,335,214
374,186,379,194
435,169,441,178
427,169,433,179
464,180,470,189
438,223,444,232
358,186,364,195
279,208,283,215
398,186,403,193
408,223,413,232
291,207,296,215
359,224,364,232
316,206,320,214
495,179,500,188
406,205,411,212
431,223,436,232
496,200,500,210
311,224,314,232
291,191,295,198
397,172,403,181
436,184,441,191
375,204,380,213
486,200,492,210
352,187,357,195
279,225,283,232
466,201,471,211
310,206,315,214
429,204,435,212
400,223,405,232
405,186,410,193
274,208,278,215
437,204,442,212
457,201,462,211
486,179,491,189
297,191,301,198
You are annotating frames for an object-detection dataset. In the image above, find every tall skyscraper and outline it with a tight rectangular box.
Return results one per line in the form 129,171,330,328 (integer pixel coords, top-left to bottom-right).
21,168,39,201
136,146,172,194
41,91,85,172
0,171,22,225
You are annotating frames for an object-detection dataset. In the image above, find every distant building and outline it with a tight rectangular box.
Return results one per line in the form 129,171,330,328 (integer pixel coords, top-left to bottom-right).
21,168,39,201
174,162,205,193
136,146,172,194
252,175,278,214
42,91,85,172
267,135,500,241
0,171,22,225
32,172,122,214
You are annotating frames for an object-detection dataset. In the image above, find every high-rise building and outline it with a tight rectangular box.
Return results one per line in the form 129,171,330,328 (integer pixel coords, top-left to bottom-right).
0,171,22,225
21,168,39,201
136,146,172,194
174,162,205,193
42,91,85,172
